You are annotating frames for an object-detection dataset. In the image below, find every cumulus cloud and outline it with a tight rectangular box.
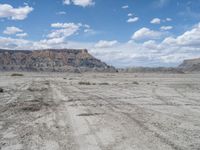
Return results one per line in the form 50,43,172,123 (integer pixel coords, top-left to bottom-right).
0,4,33,20
95,40,118,48
150,18,161,24
3,26,23,35
160,26,173,30
131,27,162,40
127,17,139,23
163,23,200,47
63,0,94,7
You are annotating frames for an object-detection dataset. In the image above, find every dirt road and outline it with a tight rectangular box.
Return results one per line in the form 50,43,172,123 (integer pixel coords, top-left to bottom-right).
0,73,200,150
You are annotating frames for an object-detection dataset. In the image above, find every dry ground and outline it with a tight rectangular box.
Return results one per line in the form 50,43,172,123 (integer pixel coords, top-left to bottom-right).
0,72,200,150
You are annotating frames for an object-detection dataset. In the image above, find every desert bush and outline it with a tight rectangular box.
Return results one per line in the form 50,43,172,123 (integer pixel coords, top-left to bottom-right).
132,81,139,85
11,73,24,76
78,81,91,85
0,88,4,93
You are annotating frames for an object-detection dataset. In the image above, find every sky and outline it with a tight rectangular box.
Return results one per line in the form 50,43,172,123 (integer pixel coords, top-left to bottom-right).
0,0,200,67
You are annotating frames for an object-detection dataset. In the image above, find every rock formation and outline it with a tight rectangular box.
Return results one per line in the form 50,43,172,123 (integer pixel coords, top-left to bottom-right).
0,49,116,72
179,58,200,72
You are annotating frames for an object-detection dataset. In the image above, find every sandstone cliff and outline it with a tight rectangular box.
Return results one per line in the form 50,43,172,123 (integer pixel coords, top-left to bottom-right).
0,49,116,72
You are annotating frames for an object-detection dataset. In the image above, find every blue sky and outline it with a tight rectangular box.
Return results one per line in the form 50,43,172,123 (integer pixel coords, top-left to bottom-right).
0,0,200,67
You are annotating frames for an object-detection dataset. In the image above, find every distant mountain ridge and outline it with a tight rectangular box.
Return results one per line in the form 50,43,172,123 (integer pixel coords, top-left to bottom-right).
118,67,184,73
0,49,116,72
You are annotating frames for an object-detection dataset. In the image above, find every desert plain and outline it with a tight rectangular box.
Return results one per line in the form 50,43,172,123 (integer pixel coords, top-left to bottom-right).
0,72,200,150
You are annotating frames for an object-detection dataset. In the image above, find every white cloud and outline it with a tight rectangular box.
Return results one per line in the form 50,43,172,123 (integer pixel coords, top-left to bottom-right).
150,18,161,24
48,23,81,39
95,40,118,48
51,22,80,28
166,17,172,21
16,33,28,38
132,27,162,40
127,17,139,23
143,40,161,51
0,4,33,20
122,5,129,9
40,37,65,45
48,22,94,39
0,36,32,49
63,0,70,5
84,24,90,28
160,26,173,30
163,23,200,47
128,13,133,17
73,0,94,7
3,26,23,35
84,28,95,34
63,0,94,7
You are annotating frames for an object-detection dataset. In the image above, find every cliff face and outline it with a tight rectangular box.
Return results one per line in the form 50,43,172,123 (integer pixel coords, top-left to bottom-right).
179,58,200,72
0,49,116,72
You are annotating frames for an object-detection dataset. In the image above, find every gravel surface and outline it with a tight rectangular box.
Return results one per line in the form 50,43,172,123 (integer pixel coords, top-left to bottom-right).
0,72,200,150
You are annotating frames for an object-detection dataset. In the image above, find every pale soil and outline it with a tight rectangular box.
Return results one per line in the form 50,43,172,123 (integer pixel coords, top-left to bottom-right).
0,72,200,150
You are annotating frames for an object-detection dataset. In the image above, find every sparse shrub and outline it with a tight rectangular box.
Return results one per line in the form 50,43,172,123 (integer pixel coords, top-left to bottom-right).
99,82,109,85
0,88,4,93
11,73,24,77
132,81,139,85
78,81,91,85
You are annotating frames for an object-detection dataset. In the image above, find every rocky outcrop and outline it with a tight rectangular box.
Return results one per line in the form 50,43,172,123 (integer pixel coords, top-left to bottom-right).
0,49,116,72
179,58,200,72
119,58,200,73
